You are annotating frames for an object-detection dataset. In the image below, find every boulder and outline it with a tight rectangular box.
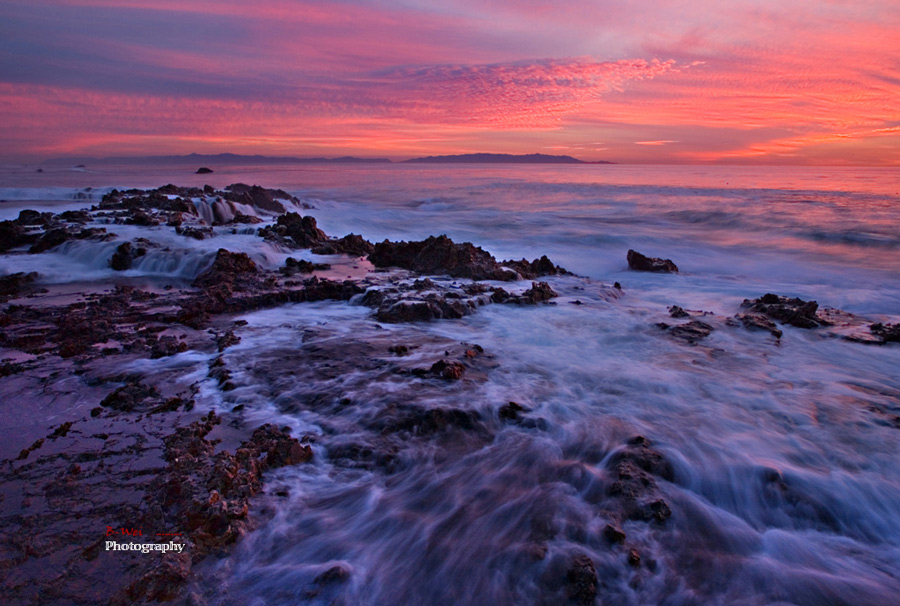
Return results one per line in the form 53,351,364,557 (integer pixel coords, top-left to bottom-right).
193,249,257,288
741,293,823,329
627,249,679,273
368,235,517,280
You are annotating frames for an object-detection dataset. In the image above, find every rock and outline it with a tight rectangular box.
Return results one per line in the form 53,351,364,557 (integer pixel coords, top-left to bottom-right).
870,323,900,343
368,235,517,280
16,209,48,226
429,359,466,380
311,233,374,256
0,271,39,298
177,226,215,240
109,242,147,271
126,209,160,226
150,336,188,359
100,381,160,412
193,249,257,288
603,523,626,544
271,213,328,248
627,249,679,273
627,548,641,567
665,320,714,344
196,167,214,174
741,293,824,329
508,281,558,305
607,436,674,525
29,227,111,253
375,405,483,436
283,257,331,275
668,305,689,318
735,311,783,338
223,183,287,214
230,212,262,225
501,255,569,279
499,401,525,421
565,554,598,606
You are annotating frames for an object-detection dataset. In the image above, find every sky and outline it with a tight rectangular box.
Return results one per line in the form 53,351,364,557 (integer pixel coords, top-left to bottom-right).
1,0,899,164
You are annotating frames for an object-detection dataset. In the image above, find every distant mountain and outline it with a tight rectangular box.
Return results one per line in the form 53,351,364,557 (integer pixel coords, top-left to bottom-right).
43,153,392,165
404,153,612,164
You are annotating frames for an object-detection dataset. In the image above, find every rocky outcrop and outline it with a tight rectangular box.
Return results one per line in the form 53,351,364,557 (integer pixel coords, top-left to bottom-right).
501,255,569,279
627,249,679,273
193,249,258,288
0,271,40,300
870,322,900,344
658,319,714,345
109,242,148,271
223,183,291,214
369,235,518,280
606,436,674,524
735,312,783,338
29,227,113,254
741,293,824,329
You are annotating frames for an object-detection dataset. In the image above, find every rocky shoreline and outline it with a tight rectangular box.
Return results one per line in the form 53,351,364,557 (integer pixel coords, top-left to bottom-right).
1,183,898,604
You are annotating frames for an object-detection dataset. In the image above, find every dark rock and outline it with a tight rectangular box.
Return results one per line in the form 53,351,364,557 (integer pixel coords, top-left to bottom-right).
870,323,900,344
499,401,525,421
29,227,111,253
375,405,483,436
368,235,517,280
0,271,39,298
311,233,374,256
230,212,262,225
150,336,188,359
603,523,626,544
429,359,466,380
505,281,558,305
735,311,783,338
59,210,92,223
272,213,328,248
223,183,287,214
193,249,257,288
126,209,160,226
627,548,641,568
627,249,679,273
16,209,47,226
100,381,160,412
741,293,823,329
668,305,689,318
109,242,135,271
666,320,714,344
196,167,214,174
501,255,569,279
283,257,331,275
177,226,214,240
565,554,598,606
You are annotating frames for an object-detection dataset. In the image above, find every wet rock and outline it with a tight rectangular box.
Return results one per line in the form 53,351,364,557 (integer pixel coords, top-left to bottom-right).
499,401,525,421
216,330,241,351
193,249,257,288
59,209,92,224
741,293,824,329
177,225,215,240
0,271,39,299
16,209,48,226
100,381,160,412
196,167,213,174
565,554,598,606
501,255,570,279
375,297,469,323
230,212,262,225
311,233,375,256
368,235,518,280
503,281,559,305
735,311,783,338
223,183,290,213
664,320,714,345
870,322,900,344
603,523,626,544
283,257,331,275
29,226,112,253
607,436,674,525
428,359,466,380
668,305,689,318
375,405,483,436
627,249,679,273
150,336,188,359
109,242,147,271
270,213,328,247
627,548,641,567
126,209,160,226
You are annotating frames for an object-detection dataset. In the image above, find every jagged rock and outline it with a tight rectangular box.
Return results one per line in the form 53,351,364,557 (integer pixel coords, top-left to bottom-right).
230,212,262,225
664,319,714,344
100,381,160,412
870,323,900,344
668,305,689,318
499,401,526,421
29,227,112,253
109,242,147,271
59,210,92,223
150,336,188,359
0,271,39,298
607,436,674,525
126,209,160,226
16,209,48,226
735,311,783,338
177,225,215,240
223,183,288,214
741,293,824,329
603,524,626,544
193,249,257,288
369,235,518,280
627,249,679,273
565,554,598,606
311,233,374,256
501,255,569,279
374,404,483,436
283,257,331,275
507,281,558,305
273,213,328,247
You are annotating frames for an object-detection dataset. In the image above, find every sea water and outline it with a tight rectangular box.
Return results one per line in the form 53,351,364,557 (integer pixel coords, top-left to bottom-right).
1,163,899,604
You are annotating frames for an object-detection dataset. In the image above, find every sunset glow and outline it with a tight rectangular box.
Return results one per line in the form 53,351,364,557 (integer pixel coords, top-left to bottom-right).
1,0,899,164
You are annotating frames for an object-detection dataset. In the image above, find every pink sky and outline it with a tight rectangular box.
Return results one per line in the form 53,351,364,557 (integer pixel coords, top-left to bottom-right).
1,0,899,164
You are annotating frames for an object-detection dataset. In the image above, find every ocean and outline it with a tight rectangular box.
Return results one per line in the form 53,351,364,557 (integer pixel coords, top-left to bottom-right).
2,163,899,604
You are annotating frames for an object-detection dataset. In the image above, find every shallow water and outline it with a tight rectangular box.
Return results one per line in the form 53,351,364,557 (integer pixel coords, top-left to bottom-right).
2,164,899,604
